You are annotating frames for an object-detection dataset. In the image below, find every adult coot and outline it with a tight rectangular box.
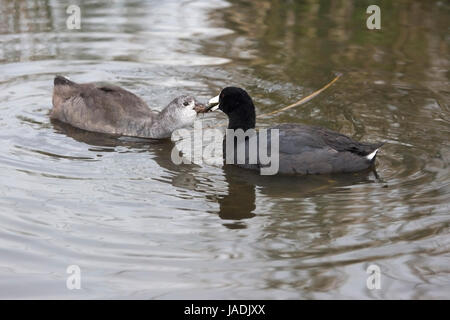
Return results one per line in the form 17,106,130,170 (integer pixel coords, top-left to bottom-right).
206,87,383,175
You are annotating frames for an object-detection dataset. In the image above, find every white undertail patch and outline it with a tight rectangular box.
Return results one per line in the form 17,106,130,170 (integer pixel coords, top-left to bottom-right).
366,149,379,161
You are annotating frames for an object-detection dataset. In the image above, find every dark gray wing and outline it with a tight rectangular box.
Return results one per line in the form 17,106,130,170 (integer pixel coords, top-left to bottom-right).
274,123,383,156
260,124,382,175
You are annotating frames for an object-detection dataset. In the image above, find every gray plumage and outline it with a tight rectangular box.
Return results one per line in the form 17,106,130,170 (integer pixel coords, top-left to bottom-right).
227,124,383,175
212,87,384,175
50,76,205,139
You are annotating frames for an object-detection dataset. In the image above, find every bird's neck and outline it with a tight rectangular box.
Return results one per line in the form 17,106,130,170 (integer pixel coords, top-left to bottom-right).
227,109,256,131
139,113,174,139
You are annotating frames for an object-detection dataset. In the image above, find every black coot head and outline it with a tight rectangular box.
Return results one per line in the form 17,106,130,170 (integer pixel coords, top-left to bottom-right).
217,87,256,130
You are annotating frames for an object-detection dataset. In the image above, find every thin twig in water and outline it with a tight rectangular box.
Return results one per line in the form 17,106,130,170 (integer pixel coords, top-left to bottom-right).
257,73,342,118
205,73,342,128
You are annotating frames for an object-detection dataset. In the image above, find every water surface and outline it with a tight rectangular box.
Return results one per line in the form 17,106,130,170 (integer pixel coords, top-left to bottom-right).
0,0,449,299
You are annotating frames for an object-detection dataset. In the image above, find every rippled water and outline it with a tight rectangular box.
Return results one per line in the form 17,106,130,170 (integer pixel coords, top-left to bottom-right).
0,0,449,299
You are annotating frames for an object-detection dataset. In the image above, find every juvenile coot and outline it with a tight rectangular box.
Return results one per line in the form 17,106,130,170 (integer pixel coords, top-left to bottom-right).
207,87,383,175
50,76,206,139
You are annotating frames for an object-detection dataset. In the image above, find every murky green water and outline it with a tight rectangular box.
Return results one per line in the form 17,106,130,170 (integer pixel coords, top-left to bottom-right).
0,0,449,299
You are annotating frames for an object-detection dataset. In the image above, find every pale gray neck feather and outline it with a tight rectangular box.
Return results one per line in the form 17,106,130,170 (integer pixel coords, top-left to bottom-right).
137,112,178,139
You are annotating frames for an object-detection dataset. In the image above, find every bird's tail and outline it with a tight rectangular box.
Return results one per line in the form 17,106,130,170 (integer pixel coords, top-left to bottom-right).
51,76,80,118
54,75,76,86
365,142,384,162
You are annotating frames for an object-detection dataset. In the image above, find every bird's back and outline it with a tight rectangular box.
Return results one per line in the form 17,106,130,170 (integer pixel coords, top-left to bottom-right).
225,123,383,175
50,76,156,136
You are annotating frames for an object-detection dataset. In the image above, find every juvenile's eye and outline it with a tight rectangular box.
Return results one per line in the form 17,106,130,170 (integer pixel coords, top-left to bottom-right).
183,101,189,106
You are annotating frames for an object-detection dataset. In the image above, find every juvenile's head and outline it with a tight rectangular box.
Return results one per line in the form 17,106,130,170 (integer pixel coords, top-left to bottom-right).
159,95,206,130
